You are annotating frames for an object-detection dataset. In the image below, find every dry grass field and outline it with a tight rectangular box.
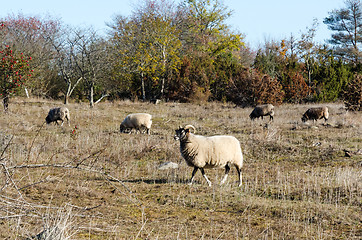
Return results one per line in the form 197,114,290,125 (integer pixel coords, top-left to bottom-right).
0,97,361,239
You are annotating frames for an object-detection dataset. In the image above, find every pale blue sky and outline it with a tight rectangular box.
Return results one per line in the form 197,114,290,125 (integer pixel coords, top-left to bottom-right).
1,0,345,48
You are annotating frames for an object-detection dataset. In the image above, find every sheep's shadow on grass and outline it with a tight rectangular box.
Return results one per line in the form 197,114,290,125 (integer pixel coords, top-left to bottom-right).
121,178,243,187
122,178,194,185
107,177,239,187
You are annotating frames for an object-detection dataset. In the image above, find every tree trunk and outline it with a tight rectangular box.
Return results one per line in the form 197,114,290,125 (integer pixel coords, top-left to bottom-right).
24,87,30,98
3,95,9,113
141,72,146,101
160,77,165,97
160,50,166,98
64,79,71,105
89,83,94,108
63,77,82,105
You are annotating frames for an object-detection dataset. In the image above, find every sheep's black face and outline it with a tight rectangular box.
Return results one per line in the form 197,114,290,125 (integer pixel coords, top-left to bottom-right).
45,116,51,124
120,124,125,133
174,127,188,141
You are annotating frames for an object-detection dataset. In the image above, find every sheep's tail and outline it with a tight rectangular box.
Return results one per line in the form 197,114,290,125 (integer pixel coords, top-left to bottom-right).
324,107,329,120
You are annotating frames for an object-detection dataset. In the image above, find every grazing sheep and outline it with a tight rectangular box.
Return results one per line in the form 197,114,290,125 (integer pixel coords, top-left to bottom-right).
174,125,243,187
301,106,329,123
120,113,152,134
45,107,70,126
249,104,275,121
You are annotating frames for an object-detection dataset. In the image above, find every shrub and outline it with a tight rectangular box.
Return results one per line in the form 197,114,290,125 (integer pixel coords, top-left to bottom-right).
312,58,350,102
226,68,284,106
281,70,311,103
168,55,212,102
343,74,362,111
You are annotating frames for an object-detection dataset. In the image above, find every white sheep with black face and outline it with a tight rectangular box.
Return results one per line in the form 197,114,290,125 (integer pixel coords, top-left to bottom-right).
45,107,70,126
249,104,275,121
301,106,329,123
174,125,243,187
120,113,152,134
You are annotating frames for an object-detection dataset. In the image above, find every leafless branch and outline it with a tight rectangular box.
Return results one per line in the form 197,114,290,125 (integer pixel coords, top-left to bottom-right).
94,94,110,104
0,135,13,160
1,163,24,200
27,123,45,162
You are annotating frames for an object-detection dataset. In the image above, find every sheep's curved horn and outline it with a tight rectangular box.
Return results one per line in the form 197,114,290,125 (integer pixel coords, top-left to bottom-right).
184,125,196,133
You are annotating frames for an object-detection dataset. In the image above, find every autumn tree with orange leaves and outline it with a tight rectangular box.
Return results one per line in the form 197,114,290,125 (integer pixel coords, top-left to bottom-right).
227,68,284,106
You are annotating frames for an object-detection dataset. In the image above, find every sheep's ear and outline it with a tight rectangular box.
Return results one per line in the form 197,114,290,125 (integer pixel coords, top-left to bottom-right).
185,129,190,133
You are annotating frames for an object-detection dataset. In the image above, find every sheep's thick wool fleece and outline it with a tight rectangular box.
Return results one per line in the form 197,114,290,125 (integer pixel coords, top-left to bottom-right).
48,107,68,120
303,107,329,121
122,113,152,128
181,134,243,169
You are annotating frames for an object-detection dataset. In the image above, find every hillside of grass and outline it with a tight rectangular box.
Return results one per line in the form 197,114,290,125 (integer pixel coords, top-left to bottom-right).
0,98,361,239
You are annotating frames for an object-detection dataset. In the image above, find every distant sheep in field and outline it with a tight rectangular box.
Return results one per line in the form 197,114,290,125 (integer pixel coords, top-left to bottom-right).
120,113,152,134
174,125,243,187
249,104,275,121
45,107,70,126
301,106,329,123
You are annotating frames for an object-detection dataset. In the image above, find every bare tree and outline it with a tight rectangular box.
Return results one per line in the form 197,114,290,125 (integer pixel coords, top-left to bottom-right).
45,27,83,105
71,28,110,108
297,19,319,88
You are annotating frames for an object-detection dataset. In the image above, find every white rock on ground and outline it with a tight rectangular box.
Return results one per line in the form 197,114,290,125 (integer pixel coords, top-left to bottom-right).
158,162,179,170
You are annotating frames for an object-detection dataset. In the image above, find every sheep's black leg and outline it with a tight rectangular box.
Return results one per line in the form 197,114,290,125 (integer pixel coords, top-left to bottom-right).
142,127,149,134
189,167,198,185
141,126,147,134
200,168,212,187
236,166,242,187
220,164,230,185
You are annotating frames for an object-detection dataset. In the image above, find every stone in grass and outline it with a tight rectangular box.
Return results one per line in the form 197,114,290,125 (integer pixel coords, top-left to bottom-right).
158,162,179,170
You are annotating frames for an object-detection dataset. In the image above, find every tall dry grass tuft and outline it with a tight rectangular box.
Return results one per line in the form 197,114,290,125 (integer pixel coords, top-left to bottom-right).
0,98,361,239
34,205,76,240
